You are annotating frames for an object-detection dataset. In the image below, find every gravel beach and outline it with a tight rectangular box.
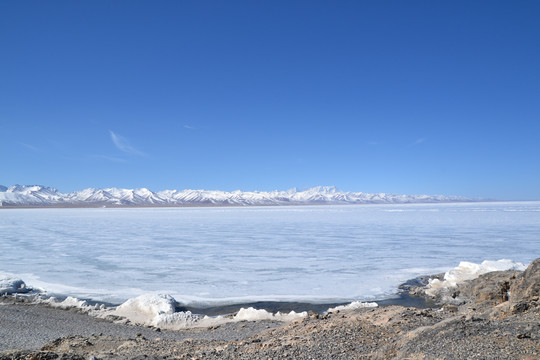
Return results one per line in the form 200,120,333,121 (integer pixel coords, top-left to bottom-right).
1,258,539,359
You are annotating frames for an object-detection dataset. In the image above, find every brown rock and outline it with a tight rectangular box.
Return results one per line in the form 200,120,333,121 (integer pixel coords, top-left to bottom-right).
458,270,520,308
510,258,540,304
442,305,458,313
511,302,530,314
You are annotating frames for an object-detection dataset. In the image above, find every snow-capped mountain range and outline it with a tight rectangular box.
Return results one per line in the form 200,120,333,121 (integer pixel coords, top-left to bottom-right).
0,185,472,207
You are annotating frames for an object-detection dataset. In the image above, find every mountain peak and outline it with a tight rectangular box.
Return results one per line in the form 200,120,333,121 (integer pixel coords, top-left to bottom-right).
0,185,471,207
306,186,338,193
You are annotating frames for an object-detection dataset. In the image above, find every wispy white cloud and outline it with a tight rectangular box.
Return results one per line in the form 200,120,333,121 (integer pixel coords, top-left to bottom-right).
109,131,148,157
183,125,195,130
19,142,41,152
414,138,426,145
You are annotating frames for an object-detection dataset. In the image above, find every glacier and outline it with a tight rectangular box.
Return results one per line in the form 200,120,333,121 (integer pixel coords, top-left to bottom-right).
0,185,471,207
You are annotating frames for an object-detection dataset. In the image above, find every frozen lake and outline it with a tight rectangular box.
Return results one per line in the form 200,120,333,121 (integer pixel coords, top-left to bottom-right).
1,202,539,306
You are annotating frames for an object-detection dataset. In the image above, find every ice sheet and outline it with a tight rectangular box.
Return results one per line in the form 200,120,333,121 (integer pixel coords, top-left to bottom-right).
0,202,538,306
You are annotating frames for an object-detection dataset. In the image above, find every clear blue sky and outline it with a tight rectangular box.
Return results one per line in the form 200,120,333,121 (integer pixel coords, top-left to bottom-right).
1,1,539,200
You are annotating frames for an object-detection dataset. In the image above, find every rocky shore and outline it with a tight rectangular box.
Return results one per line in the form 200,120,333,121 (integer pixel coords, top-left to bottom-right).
1,258,539,359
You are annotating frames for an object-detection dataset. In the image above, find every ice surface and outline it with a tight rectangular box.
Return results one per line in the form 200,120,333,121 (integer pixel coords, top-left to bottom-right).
0,202,539,308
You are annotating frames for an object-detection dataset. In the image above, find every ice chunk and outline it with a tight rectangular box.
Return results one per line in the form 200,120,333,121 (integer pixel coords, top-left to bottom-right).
0,274,30,294
42,296,87,309
152,311,204,328
326,301,378,313
115,294,177,325
234,307,307,321
425,259,526,297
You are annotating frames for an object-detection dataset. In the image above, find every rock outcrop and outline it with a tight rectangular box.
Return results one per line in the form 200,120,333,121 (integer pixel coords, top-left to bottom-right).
510,257,540,304
409,258,540,317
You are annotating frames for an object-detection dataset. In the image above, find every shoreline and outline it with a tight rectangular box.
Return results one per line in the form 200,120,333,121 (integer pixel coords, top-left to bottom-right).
0,279,435,353
0,296,284,352
1,271,438,321
180,292,437,316
2,259,538,358
8,289,435,317
0,276,436,354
